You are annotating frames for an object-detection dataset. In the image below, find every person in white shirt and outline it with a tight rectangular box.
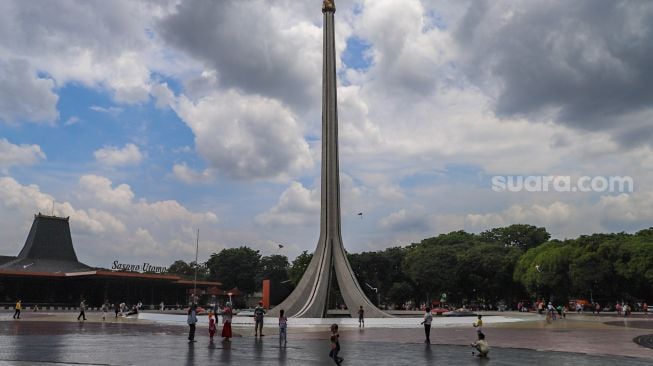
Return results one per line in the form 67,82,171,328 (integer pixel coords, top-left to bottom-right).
420,307,433,344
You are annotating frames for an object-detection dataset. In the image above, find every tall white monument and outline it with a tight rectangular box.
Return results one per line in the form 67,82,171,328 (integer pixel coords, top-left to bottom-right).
272,0,391,318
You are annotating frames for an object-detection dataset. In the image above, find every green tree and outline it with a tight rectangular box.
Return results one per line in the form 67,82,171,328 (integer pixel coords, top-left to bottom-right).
481,224,550,250
386,281,415,306
288,251,313,286
403,244,461,303
613,236,653,300
457,243,523,305
258,254,290,284
349,247,414,305
419,230,480,247
513,241,573,301
569,252,612,300
167,260,194,276
206,247,261,294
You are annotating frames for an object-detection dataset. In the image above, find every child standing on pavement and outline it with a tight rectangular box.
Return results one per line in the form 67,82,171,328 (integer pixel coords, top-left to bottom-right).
473,314,483,333
278,309,288,346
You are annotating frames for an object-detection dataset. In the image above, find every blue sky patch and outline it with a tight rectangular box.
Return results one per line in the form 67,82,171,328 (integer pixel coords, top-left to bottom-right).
342,36,372,71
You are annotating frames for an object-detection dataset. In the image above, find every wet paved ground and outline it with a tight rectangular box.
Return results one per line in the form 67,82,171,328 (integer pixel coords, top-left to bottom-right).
634,334,653,349
605,320,653,329
1,320,652,365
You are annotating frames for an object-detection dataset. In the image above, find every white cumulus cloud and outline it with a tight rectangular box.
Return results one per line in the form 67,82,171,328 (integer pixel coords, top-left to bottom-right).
172,163,213,184
174,90,313,181
0,175,219,266
94,143,143,167
0,59,59,124
256,181,319,226
0,138,46,172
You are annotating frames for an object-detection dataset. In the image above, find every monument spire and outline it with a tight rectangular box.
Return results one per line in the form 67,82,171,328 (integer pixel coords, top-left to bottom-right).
272,0,390,318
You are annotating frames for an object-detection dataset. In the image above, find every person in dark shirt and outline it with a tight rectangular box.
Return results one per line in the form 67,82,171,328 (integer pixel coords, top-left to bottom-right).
254,301,266,337
329,323,343,365
77,300,86,321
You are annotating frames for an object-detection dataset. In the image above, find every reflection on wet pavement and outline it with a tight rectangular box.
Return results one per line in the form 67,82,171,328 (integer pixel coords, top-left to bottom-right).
1,321,652,365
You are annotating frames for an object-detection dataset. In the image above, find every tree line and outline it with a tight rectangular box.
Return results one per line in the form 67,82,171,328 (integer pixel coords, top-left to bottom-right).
167,224,653,307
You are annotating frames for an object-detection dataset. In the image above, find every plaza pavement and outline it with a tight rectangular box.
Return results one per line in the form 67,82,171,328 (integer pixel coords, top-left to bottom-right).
0,310,651,365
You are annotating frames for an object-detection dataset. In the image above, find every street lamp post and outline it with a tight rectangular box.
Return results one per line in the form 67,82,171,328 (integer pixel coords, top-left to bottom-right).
193,228,199,305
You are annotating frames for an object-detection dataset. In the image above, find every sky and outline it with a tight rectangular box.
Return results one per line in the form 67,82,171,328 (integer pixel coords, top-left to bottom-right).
1,0,652,269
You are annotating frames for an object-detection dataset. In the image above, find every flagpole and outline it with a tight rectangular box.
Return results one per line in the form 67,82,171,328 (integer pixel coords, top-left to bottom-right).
193,228,199,304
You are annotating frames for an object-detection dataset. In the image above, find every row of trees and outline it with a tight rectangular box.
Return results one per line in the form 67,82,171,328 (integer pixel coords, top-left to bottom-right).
167,224,653,307
168,247,291,295
514,229,653,304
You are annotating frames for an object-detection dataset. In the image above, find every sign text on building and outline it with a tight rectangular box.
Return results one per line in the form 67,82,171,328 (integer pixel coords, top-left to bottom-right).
111,261,168,274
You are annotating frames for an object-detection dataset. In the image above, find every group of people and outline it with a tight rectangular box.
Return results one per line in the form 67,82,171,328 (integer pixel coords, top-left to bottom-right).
79,300,143,321
186,303,490,361
187,302,233,342
545,302,568,321
420,308,490,359
615,301,647,317
185,301,349,364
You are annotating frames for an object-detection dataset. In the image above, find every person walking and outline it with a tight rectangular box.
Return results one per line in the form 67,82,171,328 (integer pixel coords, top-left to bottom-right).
77,299,87,321
13,299,21,319
278,309,288,346
420,307,433,344
221,302,233,341
101,302,108,321
208,311,217,342
547,302,556,320
329,324,343,365
254,301,266,337
358,305,365,328
114,303,120,318
187,304,198,342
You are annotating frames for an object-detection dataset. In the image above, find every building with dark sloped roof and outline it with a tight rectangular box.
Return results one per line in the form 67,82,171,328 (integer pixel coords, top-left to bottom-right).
0,214,221,308
0,214,92,273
